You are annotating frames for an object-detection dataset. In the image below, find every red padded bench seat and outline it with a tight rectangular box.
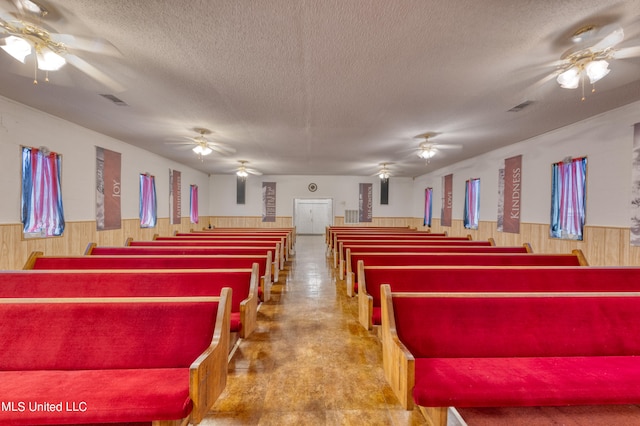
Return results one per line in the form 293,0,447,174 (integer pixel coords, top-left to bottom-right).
344,245,533,296
86,243,281,287
0,268,257,339
157,234,290,260
380,286,640,426
25,250,273,302
358,264,640,330
125,239,285,272
0,293,230,425
335,239,493,273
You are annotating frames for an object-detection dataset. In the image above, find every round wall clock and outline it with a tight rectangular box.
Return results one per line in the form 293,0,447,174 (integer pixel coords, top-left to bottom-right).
308,183,318,192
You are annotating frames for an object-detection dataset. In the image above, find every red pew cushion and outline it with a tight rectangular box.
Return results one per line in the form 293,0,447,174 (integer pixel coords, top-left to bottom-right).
0,369,191,424
413,356,640,407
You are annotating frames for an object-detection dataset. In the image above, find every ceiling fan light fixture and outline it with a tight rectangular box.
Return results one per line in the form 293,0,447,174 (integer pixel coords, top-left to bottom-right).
36,48,66,71
236,169,249,177
585,60,609,84
417,148,436,159
192,145,212,156
1,36,32,63
557,67,580,89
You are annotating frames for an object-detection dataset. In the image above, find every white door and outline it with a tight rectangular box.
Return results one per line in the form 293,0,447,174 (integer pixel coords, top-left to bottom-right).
294,199,333,235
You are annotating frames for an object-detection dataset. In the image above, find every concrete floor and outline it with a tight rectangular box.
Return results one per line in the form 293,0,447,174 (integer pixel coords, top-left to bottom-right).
204,235,431,425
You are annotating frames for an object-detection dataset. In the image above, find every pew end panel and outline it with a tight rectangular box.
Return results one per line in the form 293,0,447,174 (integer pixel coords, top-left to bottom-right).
190,288,232,424
380,284,415,410
357,260,374,330
22,251,43,269
573,248,589,266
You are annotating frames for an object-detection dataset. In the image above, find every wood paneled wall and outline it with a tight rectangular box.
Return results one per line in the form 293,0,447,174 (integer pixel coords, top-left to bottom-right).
209,216,293,228
0,217,211,270
420,219,640,266
3,216,639,269
332,217,418,227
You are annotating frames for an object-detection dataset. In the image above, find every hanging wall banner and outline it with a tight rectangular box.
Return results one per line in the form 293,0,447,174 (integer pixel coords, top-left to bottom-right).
359,183,373,222
96,147,121,230
497,168,505,231
503,155,522,233
441,174,453,227
262,182,277,222
170,169,181,225
631,123,640,246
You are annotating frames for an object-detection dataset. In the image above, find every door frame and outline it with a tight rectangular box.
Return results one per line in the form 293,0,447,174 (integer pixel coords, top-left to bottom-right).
293,198,334,235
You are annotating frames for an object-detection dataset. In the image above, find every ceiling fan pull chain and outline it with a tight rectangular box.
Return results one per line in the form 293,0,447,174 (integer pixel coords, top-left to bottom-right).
33,58,38,85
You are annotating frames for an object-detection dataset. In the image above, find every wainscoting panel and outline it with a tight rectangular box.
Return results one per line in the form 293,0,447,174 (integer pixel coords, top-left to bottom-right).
421,219,640,266
0,217,209,270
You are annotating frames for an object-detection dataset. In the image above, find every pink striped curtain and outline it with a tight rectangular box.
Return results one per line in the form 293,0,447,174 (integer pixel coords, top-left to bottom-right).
21,147,65,236
463,178,480,229
424,187,433,227
190,184,199,224
550,157,586,240
139,174,157,228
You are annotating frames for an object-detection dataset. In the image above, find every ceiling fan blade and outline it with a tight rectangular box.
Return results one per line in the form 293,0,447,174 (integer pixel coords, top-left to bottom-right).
165,141,195,146
591,26,624,51
64,54,125,92
612,45,640,59
208,143,236,155
246,168,262,176
50,33,121,57
434,144,462,150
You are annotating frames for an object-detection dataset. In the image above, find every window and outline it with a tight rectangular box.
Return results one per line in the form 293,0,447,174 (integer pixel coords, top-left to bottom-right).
190,184,199,224
424,187,433,227
139,173,157,228
463,178,480,230
21,146,65,237
550,157,587,240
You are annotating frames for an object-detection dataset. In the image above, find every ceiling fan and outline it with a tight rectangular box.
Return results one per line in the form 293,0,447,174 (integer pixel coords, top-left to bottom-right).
534,23,640,100
236,161,262,177
0,0,123,90
414,133,462,163
374,163,393,180
167,128,236,160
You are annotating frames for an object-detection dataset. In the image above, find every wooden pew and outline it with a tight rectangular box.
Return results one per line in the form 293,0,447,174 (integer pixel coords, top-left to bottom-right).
358,259,595,330
189,227,296,255
86,244,281,285
344,243,536,296
0,293,230,425
126,238,285,273
0,267,258,339
328,228,446,251
155,234,290,261
330,232,457,259
381,286,640,426
326,225,416,247
336,239,495,277
344,244,535,295
24,250,273,303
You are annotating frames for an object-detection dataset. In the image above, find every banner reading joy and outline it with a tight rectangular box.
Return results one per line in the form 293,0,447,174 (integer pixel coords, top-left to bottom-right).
96,147,121,231
441,174,453,227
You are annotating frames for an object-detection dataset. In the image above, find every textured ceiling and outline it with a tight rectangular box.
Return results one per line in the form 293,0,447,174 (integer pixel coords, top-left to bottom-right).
1,0,640,177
